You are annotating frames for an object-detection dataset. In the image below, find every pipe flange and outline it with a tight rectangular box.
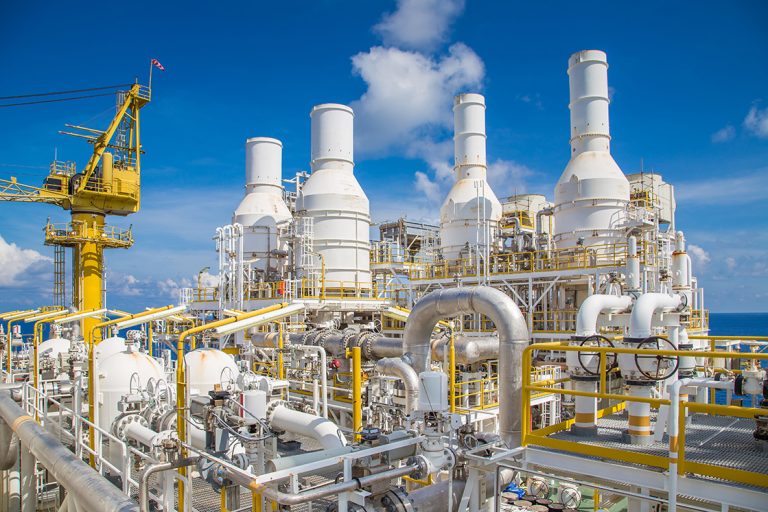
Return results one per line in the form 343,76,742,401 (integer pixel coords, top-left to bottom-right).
112,413,149,441
265,399,289,425
314,329,335,351
406,455,429,481
379,488,414,512
359,332,378,360
342,331,358,352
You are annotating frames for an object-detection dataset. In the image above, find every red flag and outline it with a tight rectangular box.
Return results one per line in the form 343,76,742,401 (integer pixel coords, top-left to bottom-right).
151,58,165,71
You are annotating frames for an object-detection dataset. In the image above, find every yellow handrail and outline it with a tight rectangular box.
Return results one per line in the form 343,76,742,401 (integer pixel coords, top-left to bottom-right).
522,341,768,488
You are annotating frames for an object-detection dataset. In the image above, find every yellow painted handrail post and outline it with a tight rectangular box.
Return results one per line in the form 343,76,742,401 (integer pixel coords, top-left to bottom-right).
174,303,287,510
148,320,154,357
449,331,456,413
87,304,176,467
346,346,362,442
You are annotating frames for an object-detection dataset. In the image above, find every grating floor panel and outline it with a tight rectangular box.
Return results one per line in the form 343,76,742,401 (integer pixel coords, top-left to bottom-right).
547,412,768,486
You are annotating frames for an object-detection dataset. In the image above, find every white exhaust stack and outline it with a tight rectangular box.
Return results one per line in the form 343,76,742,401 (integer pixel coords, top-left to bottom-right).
439,93,502,260
298,104,371,289
233,137,292,274
553,50,629,248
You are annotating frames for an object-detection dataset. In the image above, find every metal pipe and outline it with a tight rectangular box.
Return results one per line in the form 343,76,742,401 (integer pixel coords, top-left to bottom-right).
138,457,198,512
234,462,418,505
0,418,18,470
627,293,682,340
0,392,138,512
403,286,528,446
575,294,632,337
375,357,420,414
431,335,500,364
292,344,328,418
268,404,346,450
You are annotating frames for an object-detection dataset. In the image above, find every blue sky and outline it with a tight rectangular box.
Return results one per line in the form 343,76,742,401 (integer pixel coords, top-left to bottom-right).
0,0,766,313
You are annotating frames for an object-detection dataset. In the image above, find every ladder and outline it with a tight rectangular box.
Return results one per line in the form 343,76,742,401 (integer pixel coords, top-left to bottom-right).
53,246,66,307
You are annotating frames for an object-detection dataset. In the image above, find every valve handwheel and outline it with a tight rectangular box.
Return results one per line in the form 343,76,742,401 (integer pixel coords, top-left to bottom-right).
578,335,617,376
634,335,679,380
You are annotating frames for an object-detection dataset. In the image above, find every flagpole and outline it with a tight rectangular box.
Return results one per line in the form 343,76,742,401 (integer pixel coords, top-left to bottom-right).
149,59,153,93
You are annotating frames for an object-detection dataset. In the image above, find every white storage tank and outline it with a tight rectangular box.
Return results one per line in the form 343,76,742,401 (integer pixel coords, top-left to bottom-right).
440,93,502,260
297,104,371,290
95,335,138,364
97,344,164,467
185,348,241,396
36,336,71,362
233,137,292,274
553,50,630,249
185,348,241,448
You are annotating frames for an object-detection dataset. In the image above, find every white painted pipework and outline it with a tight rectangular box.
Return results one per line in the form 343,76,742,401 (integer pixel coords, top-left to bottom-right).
574,294,632,337
375,357,420,414
627,236,641,292
292,344,328,418
666,377,732,511
402,286,528,446
267,404,346,450
628,293,682,339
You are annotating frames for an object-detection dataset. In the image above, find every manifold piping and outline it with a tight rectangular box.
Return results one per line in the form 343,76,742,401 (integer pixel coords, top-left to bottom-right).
403,286,528,446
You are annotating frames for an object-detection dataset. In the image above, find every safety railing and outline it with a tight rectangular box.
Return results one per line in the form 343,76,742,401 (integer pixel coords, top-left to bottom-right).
44,221,133,248
191,278,403,303
409,242,635,281
18,381,183,505
521,341,768,488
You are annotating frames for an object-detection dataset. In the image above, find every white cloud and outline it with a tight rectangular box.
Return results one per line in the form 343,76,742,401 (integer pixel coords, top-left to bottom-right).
688,244,710,269
711,125,735,143
351,43,484,155
675,169,768,205
487,159,532,197
414,170,442,203
374,0,465,52
0,235,51,286
744,104,768,139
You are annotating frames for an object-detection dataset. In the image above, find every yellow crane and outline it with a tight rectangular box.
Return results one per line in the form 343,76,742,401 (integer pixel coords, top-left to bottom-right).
0,82,151,335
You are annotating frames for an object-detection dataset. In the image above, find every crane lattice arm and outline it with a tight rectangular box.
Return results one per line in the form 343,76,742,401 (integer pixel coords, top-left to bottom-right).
0,176,69,206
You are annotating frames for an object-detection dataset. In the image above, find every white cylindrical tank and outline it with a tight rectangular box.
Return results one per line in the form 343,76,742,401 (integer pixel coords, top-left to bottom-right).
185,348,241,396
97,346,164,467
184,348,241,449
298,104,371,289
233,137,292,274
553,50,629,249
440,93,502,260
95,335,137,364
36,337,70,361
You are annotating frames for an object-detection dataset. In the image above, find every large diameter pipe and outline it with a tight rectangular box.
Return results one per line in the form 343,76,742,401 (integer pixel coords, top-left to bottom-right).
403,286,528,446
0,393,138,512
310,103,354,171
375,357,420,414
453,93,487,181
574,294,632,337
568,49,611,155
627,293,682,339
431,336,500,364
268,404,346,450
245,137,282,191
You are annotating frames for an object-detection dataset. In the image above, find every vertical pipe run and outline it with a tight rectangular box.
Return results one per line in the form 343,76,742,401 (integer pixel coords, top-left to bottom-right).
572,379,598,434
627,385,653,445
449,332,456,413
